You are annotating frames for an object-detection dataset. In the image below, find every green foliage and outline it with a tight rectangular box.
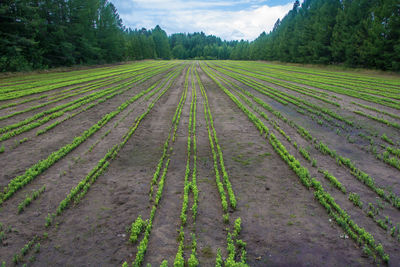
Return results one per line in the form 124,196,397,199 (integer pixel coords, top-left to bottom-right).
129,216,146,243
0,0,127,71
13,254,20,264
311,159,317,167
215,248,223,267
223,213,230,224
188,253,199,267
224,220,248,267
131,67,187,266
13,237,38,264
377,219,388,230
249,0,400,71
17,185,46,213
386,146,400,158
188,234,199,267
321,170,346,193
348,192,363,208
174,240,184,267
390,226,396,237
45,213,53,227
2,0,399,72
0,66,179,206
233,218,242,238
170,33,237,60
34,243,40,253
197,69,237,212
299,147,311,162
202,62,391,264
0,231,4,242
381,134,395,145
152,26,171,59
354,111,400,129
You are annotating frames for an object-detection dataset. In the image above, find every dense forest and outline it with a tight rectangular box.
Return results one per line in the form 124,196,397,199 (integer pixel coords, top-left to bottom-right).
251,0,400,71
0,0,399,72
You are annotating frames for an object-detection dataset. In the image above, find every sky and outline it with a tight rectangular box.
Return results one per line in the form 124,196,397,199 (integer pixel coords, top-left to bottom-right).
110,0,294,41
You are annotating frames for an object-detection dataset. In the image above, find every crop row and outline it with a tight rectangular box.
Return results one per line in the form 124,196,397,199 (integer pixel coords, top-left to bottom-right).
35,66,177,137
174,64,200,267
223,61,400,108
0,61,170,101
11,64,184,266
197,69,236,218
213,62,341,107
17,185,46,214
125,65,190,267
0,65,181,205
209,63,400,208
1,75,119,112
0,62,171,115
201,62,390,264
263,66,400,99
208,65,344,132
0,64,176,143
226,63,400,251
196,66,248,266
252,62,400,89
214,63,400,240
0,62,164,90
0,73,126,121
353,110,400,130
223,218,247,266
218,66,400,172
55,65,183,215
179,64,196,226
350,102,400,121
210,63,354,127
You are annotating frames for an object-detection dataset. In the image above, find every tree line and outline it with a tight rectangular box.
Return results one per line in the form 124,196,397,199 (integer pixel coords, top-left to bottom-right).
1,0,399,72
0,0,240,71
1,0,128,71
251,0,400,71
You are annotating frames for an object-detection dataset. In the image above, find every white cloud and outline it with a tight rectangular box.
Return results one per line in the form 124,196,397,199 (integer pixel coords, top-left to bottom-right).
112,0,293,41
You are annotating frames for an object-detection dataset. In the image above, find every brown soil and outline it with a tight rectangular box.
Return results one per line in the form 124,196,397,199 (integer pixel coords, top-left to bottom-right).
0,61,399,267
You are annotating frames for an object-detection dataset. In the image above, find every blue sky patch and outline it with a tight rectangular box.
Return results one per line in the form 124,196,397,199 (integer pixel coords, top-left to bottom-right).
111,0,293,40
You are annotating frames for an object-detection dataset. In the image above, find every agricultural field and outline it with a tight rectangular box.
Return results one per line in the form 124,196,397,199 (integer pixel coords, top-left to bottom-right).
0,60,399,266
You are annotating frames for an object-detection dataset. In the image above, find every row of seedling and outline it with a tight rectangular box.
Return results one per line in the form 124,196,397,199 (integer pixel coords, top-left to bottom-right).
174,65,200,266
0,64,175,143
0,65,181,205
125,64,190,267
50,65,182,225
198,65,248,266
223,61,399,110
202,62,389,264
211,62,400,211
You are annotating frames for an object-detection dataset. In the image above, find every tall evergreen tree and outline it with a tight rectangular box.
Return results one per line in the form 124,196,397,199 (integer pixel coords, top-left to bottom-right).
1,0,399,72
250,0,400,71
0,0,42,71
152,25,171,59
